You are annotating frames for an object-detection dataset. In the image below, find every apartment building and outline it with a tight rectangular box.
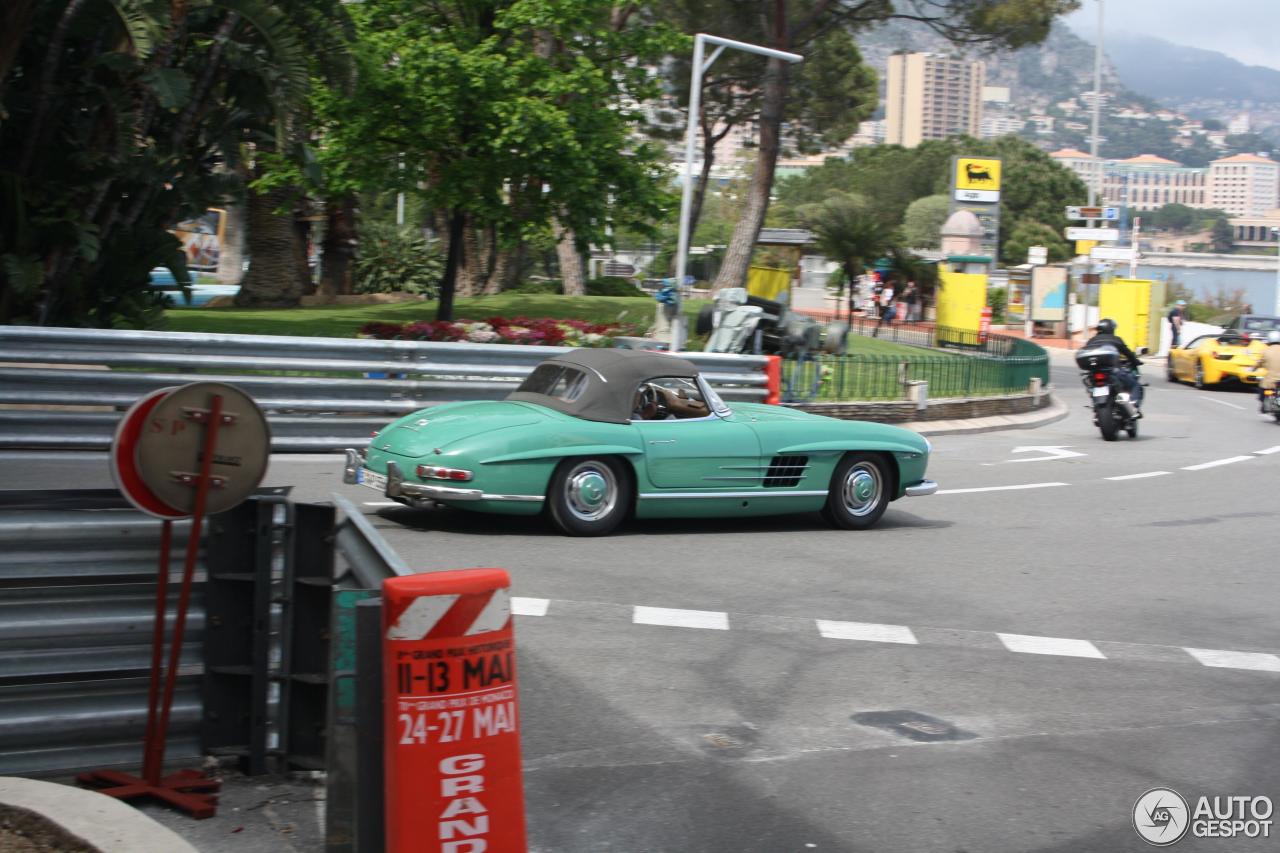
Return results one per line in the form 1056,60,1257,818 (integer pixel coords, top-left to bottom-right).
884,53,984,148
1209,153,1280,217
1049,149,1210,211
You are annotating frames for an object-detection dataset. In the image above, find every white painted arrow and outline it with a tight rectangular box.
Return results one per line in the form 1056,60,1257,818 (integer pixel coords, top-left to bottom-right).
1003,445,1085,463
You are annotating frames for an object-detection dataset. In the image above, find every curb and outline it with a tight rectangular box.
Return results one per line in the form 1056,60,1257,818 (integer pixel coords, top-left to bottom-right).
905,395,1070,436
0,776,199,853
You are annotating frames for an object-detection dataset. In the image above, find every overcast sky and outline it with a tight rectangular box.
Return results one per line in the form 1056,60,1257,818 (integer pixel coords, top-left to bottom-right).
1063,0,1280,72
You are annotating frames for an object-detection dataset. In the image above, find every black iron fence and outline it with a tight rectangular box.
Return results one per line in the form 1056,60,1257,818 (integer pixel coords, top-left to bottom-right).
781,320,1049,403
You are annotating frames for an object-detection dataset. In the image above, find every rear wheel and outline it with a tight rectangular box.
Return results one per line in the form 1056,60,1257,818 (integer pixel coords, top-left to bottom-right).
1097,401,1118,441
822,453,891,530
546,457,630,536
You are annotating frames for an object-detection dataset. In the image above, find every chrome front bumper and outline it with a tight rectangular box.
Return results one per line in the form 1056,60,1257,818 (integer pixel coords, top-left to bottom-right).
904,480,938,497
342,448,540,504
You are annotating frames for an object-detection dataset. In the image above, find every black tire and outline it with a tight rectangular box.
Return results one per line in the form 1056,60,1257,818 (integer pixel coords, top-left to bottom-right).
546,457,631,536
1194,362,1206,389
1166,361,1177,382
695,304,715,336
1097,401,1119,441
1273,412,1280,424
822,453,892,530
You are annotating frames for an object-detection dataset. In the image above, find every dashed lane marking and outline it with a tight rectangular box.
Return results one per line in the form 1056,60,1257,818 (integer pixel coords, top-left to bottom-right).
510,597,1279,675
1255,446,1280,455
997,632,1106,659
816,620,917,645
936,482,1069,495
1181,455,1255,471
1184,648,1280,673
1105,471,1171,481
1197,395,1246,410
633,605,729,631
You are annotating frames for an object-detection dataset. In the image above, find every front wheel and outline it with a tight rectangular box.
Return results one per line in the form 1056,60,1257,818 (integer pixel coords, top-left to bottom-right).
1097,400,1119,441
1194,362,1207,389
546,457,631,536
822,453,891,530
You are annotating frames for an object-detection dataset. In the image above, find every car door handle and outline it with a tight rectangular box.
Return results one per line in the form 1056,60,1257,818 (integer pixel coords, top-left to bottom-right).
648,439,677,445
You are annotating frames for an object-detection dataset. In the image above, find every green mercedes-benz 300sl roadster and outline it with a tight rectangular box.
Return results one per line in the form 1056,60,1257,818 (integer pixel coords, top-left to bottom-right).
343,348,936,536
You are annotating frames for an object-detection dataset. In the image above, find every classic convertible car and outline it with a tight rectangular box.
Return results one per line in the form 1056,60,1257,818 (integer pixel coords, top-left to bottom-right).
343,348,936,536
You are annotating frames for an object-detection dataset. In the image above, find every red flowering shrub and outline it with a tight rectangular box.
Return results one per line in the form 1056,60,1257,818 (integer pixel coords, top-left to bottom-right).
358,315,643,346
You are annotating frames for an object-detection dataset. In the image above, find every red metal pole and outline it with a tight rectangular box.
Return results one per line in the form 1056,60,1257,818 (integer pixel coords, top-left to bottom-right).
141,519,174,785
153,393,224,777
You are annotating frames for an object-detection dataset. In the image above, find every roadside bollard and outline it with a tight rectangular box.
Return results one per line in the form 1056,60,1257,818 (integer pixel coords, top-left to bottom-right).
382,569,527,853
764,355,782,405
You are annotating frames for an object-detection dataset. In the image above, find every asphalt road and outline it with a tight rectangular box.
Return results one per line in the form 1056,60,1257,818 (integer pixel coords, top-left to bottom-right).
8,356,1280,852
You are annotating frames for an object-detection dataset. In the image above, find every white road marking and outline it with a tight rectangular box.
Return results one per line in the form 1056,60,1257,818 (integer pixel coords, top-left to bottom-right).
1197,395,1246,410
937,482,1069,495
1184,648,1280,673
363,501,402,507
816,620,918,645
1181,456,1255,471
1105,471,1172,481
1254,446,1280,455
997,445,1085,464
512,597,550,617
633,606,729,631
997,633,1106,660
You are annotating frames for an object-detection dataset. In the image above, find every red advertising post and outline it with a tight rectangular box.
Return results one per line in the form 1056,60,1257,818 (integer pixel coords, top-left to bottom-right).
383,569,527,853
979,306,993,344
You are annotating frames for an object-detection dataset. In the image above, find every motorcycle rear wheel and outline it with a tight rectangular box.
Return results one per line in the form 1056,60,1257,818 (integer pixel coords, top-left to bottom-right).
1097,400,1119,441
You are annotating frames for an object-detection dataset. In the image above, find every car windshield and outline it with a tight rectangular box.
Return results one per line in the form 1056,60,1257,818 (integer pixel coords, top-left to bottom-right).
1242,317,1280,332
516,363,588,402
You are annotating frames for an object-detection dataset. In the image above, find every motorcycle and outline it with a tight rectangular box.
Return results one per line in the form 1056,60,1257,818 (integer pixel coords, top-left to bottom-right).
1075,344,1143,441
1262,386,1280,423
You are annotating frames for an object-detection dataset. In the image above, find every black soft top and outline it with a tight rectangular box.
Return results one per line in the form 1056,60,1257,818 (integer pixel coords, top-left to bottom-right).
506,348,700,424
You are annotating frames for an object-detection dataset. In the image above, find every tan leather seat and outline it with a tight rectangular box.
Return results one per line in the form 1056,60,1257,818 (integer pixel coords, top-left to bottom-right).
656,385,708,418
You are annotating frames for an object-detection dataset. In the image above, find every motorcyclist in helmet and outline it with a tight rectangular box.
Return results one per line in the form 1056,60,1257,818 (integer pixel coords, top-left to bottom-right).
1083,318,1144,409
1254,329,1280,412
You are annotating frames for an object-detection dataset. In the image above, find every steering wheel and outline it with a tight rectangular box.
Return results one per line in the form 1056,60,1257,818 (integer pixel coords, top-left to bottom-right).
635,384,661,420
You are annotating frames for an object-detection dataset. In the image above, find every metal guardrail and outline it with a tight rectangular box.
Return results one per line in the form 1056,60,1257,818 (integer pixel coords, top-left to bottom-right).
0,326,769,451
0,490,205,777
0,488,414,778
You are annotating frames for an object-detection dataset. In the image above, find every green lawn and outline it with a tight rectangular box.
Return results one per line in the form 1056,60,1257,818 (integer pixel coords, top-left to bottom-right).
160,293,937,359
162,294,676,338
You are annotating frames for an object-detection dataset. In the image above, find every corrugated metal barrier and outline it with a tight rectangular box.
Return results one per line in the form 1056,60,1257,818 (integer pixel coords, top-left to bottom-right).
0,490,205,776
0,327,770,452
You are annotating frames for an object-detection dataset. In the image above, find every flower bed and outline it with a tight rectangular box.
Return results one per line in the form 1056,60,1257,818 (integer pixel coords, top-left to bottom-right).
357,316,643,347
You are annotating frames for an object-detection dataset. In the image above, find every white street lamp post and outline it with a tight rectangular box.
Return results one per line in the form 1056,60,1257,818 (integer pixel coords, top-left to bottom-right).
673,34,802,351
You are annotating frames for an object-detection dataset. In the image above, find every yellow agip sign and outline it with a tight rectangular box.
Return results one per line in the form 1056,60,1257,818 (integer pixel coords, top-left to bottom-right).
955,157,1002,193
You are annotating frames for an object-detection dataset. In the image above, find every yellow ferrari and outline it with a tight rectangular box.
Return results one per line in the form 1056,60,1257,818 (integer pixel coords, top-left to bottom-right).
1166,332,1265,388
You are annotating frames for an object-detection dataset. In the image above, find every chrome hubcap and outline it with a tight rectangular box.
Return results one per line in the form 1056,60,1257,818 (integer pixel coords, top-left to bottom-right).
841,463,882,517
564,462,617,522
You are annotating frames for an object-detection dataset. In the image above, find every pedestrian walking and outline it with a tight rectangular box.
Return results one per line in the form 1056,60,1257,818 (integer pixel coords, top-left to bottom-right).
901,281,920,323
872,295,897,337
1167,299,1186,348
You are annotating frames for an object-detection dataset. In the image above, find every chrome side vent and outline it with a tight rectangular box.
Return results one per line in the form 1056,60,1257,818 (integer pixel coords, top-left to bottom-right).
764,455,809,488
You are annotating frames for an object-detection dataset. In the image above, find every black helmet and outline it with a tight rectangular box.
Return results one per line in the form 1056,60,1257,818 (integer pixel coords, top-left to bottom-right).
1096,318,1116,335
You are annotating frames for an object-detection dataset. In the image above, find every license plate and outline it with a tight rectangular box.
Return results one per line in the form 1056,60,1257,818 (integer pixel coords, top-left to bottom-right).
1091,386,1110,398
357,467,387,492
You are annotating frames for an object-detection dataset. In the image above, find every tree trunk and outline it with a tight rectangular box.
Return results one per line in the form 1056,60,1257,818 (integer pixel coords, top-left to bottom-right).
216,200,246,285
713,56,789,291
235,183,307,307
436,209,466,322
318,194,357,297
555,219,585,295
484,227,515,295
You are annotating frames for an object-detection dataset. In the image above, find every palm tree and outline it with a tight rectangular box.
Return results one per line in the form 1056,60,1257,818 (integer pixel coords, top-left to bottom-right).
795,192,898,326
